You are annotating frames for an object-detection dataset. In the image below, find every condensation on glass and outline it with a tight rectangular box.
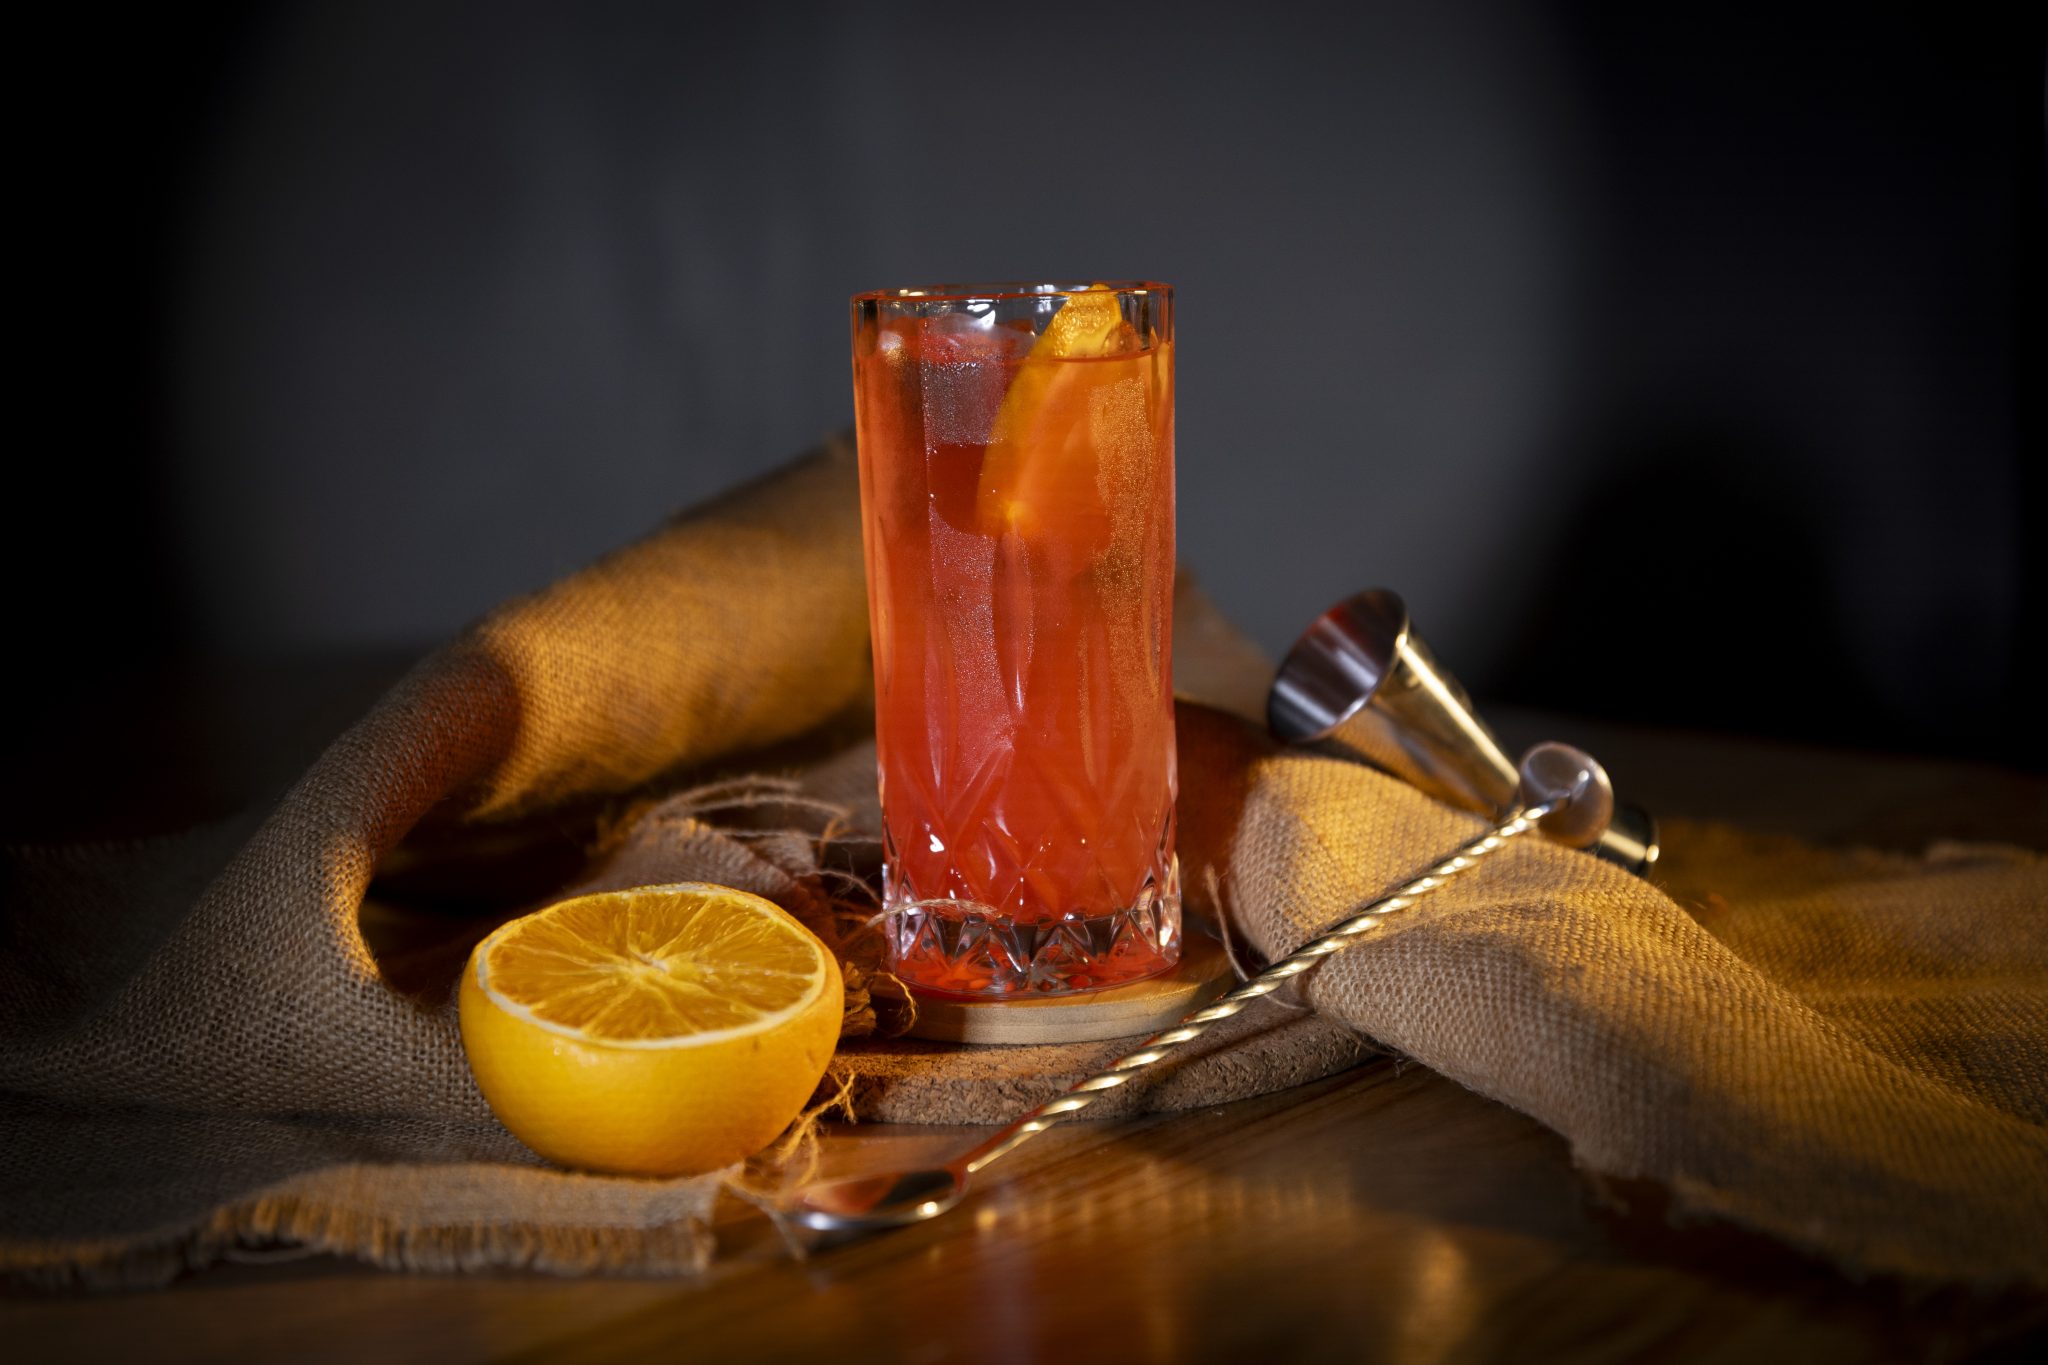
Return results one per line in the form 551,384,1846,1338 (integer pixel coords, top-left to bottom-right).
851,282,1178,998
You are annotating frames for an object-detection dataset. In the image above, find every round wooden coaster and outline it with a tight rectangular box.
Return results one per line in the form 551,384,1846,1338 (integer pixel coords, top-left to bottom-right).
830,1004,1378,1125
902,935,1234,1045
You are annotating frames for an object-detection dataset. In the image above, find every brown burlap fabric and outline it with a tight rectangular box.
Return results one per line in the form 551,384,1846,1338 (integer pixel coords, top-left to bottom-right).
1176,711,2048,1289
3,442,2044,1290
3,446,871,1289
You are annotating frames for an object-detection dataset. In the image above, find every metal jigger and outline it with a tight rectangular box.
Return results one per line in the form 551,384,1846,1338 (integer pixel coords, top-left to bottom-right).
1267,589,1660,876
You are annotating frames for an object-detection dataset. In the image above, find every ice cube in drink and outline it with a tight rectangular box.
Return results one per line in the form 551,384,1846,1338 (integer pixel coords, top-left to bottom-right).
851,283,1178,997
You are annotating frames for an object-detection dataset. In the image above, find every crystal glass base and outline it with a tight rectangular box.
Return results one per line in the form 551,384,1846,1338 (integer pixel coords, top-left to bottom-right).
884,858,1182,999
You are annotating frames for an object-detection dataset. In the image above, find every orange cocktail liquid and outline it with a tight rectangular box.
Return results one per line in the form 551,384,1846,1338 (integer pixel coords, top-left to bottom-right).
852,294,1178,997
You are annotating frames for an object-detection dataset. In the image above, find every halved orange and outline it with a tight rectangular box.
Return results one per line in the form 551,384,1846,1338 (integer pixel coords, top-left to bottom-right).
458,883,842,1176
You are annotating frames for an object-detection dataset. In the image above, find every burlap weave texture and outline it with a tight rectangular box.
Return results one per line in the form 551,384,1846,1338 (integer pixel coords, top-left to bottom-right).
1178,710,2048,1287
3,440,2043,1290
2,447,873,1286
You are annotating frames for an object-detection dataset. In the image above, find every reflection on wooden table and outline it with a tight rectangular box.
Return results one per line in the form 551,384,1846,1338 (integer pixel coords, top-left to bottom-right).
4,657,2043,1361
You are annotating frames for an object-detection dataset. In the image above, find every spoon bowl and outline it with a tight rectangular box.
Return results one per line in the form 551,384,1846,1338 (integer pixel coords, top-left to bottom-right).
789,1165,967,1233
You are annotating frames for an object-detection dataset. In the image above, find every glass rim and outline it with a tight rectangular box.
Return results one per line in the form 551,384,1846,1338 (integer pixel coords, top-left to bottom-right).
851,280,1172,306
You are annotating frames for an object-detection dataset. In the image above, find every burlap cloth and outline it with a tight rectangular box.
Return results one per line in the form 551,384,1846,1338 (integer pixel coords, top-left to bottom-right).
2,442,2043,1292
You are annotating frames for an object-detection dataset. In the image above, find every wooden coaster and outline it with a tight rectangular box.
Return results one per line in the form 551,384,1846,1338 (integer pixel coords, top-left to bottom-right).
831,1004,1378,1124
903,935,1234,1045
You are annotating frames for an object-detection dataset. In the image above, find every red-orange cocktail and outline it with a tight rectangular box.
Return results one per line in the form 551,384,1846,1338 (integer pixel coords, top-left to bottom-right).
851,282,1177,998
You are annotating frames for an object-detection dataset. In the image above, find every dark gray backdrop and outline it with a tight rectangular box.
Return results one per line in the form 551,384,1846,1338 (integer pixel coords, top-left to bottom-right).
32,1,2043,762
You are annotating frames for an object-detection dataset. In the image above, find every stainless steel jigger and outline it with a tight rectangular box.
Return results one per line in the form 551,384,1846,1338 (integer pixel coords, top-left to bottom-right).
786,742,1615,1237
1268,588,1659,876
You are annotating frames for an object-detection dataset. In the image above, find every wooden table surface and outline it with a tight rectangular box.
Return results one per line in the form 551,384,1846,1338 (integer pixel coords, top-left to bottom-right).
5,657,2045,1362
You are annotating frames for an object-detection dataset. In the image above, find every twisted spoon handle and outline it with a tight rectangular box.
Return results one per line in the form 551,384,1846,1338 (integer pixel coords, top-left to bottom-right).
955,801,1556,1177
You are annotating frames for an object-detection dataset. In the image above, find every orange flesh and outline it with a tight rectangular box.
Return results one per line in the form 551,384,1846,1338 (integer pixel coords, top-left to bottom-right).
480,886,826,1040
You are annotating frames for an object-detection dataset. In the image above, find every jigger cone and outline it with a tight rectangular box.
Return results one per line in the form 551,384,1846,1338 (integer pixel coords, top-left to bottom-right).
1267,589,1660,876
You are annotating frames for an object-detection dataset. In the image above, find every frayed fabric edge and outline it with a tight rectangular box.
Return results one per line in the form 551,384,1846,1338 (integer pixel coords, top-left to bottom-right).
0,1189,723,1295
0,1079,873,1296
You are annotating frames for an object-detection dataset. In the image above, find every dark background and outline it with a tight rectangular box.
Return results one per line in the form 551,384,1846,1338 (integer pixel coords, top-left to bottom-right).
24,0,2045,770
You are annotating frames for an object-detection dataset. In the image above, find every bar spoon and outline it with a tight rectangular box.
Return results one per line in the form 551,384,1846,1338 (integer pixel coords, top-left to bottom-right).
784,741,1614,1236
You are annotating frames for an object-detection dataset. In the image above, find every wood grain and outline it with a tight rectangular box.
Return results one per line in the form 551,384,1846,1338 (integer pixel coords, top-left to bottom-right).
5,657,2043,1362
6,1061,2040,1362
